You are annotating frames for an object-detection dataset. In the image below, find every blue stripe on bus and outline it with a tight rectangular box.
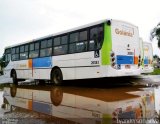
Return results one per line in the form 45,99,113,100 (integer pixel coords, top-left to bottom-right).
32,57,52,68
116,55,134,64
32,101,52,115
144,57,149,64
118,111,136,119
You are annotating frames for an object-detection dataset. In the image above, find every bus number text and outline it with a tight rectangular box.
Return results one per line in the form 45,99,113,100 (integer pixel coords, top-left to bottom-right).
91,61,99,65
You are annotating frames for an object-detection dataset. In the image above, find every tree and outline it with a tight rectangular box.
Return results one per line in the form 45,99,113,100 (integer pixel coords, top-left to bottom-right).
150,23,160,48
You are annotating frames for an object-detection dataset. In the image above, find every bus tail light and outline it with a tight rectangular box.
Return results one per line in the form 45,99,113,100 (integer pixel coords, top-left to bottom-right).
110,52,115,57
138,55,141,67
110,51,116,69
112,63,116,67
112,58,115,62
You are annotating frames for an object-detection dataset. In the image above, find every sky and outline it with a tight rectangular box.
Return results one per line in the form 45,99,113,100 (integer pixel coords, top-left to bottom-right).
0,0,160,57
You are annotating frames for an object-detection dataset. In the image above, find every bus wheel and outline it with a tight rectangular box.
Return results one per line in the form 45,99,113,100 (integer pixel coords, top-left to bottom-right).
50,87,63,106
51,68,63,85
12,71,18,85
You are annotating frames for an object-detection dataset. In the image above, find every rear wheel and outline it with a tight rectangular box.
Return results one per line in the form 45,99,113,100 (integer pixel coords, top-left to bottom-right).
51,68,63,85
12,70,18,85
50,87,63,106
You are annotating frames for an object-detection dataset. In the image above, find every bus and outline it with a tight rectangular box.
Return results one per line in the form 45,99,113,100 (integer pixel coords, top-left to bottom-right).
140,39,153,73
3,19,141,85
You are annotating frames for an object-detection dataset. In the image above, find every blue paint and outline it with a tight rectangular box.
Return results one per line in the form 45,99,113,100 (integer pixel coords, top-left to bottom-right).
118,111,135,119
32,101,52,115
144,57,149,64
33,57,52,68
116,55,134,64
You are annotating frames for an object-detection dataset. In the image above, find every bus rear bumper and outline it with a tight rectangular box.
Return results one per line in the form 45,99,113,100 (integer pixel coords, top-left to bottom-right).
105,66,141,77
141,67,154,74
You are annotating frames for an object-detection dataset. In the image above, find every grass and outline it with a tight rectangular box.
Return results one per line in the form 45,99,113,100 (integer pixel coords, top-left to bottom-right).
150,68,160,75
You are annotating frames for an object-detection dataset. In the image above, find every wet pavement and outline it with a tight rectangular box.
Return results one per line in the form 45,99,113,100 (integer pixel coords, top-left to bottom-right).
0,91,4,118
0,76,160,124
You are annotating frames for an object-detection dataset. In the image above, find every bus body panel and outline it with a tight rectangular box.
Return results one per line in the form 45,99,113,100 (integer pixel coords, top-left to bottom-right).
53,52,102,80
107,20,140,76
3,19,141,82
53,54,76,80
141,42,153,73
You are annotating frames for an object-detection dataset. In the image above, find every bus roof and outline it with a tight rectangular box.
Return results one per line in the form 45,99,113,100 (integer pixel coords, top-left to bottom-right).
4,19,138,49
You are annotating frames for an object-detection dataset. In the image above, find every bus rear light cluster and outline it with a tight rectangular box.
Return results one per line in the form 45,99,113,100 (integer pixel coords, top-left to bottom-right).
110,51,116,68
138,55,141,67
112,58,115,62
112,63,116,67
110,52,115,57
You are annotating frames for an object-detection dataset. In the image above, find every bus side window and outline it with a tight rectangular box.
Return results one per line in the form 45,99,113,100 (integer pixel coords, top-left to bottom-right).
77,30,88,52
98,27,103,45
40,39,52,57
54,37,60,46
5,54,11,63
5,48,11,64
76,42,87,52
69,43,76,53
20,45,28,60
11,47,19,61
70,32,78,43
54,45,67,55
61,35,68,45
29,43,39,58
69,32,78,53
89,25,103,51
40,48,52,57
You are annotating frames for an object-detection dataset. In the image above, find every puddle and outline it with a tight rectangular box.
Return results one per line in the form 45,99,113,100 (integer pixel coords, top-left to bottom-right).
1,84,158,124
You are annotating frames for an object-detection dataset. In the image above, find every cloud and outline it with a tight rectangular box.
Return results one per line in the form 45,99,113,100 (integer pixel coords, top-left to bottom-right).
0,0,160,56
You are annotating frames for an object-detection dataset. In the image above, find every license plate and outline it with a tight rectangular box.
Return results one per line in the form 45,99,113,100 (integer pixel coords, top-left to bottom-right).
125,65,130,69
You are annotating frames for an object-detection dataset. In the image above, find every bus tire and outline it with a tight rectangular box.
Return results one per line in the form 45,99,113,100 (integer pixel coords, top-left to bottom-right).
12,70,18,85
51,68,63,85
50,87,63,106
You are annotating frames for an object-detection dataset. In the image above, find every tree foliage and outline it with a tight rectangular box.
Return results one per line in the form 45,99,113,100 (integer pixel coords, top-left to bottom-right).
150,23,160,48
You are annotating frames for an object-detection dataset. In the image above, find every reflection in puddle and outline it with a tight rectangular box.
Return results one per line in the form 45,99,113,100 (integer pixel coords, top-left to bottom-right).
2,85,157,124
0,91,3,106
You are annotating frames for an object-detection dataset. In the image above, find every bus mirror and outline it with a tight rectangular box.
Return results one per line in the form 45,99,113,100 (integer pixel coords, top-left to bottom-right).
106,20,111,26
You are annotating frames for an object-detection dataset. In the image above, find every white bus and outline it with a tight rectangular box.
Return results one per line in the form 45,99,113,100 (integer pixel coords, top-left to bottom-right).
3,19,141,85
140,39,153,73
